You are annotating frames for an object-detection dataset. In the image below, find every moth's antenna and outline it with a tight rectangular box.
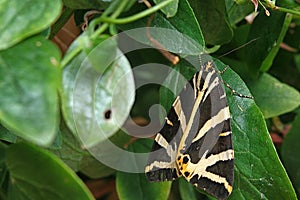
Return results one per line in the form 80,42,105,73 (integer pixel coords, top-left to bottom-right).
218,37,260,59
198,54,203,66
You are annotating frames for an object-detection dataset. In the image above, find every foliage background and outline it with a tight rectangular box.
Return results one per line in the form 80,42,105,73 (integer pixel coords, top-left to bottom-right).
0,0,300,199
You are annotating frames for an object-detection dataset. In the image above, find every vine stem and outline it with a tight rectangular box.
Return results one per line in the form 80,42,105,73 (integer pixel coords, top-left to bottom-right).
61,0,174,67
274,6,300,16
91,0,130,39
263,0,300,16
99,0,174,24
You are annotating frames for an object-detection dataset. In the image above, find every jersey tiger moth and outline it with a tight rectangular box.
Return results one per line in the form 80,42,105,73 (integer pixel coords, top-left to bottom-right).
145,60,234,200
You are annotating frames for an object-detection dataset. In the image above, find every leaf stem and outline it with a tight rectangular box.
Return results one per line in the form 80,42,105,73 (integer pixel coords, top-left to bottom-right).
61,0,128,67
204,45,220,54
99,0,174,24
91,0,130,39
60,46,81,67
61,0,174,66
274,6,300,16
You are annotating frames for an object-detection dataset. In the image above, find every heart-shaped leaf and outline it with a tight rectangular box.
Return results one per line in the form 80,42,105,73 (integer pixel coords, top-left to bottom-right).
61,34,135,148
0,0,62,50
5,143,94,200
0,36,60,146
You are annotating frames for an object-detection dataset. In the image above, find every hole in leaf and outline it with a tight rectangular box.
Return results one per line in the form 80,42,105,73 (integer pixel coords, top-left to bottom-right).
104,110,112,119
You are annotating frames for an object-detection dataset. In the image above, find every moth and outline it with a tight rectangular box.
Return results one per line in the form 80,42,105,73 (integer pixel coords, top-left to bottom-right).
145,61,234,200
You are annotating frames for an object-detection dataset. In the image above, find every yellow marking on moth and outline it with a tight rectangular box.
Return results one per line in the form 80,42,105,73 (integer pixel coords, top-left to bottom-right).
177,155,189,175
180,149,234,183
205,61,213,71
228,185,233,193
192,106,231,142
165,117,174,126
219,131,232,137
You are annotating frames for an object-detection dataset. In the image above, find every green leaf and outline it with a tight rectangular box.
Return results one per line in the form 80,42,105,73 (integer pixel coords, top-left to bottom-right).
118,0,205,55
79,155,115,179
260,13,292,72
61,34,135,148
0,143,7,189
166,0,205,49
0,124,17,143
296,54,300,73
49,130,63,150
0,36,60,146
154,0,179,18
51,120,117,177
79,129,130,179
62,0,110,9
159,57,296,199
243,11,291,76
117,170,171,200
179,178,197,200
247,73,300,118
277,0,300,10
160,57,197,114
188,0,233,45
0,0,62,50
226,0,254,25
5,143,94,200
116,139,171,200
220,60,296,200
281,114,300,197
50,122,85,171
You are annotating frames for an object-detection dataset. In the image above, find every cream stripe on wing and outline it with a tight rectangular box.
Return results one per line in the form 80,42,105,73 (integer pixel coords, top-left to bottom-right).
220,93,226,99
178,71,214,152
155,133,169,149
202,76,219,102
145,160,176,172
192,106,230,143
193,75,197,98
204,149,234,167
184,149,234,181
202,171,233,193
173,96,187,132
155,133,177,159
196,69,203,91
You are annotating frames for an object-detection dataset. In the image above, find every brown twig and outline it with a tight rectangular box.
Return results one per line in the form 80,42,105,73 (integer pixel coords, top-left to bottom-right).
143,0,179,65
